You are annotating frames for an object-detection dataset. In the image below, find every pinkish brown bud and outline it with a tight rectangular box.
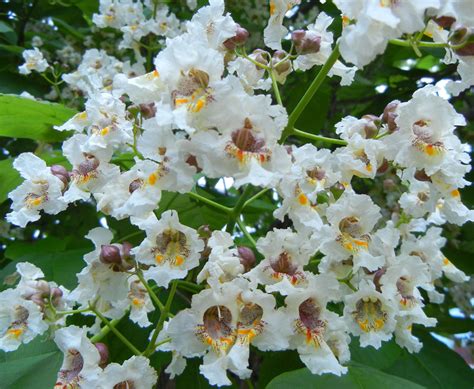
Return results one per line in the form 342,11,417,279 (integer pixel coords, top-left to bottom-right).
252,49,270,67
95,343,109,367
292,30,321,55
362,114,380,138
29,293,45,309
139,103,156,119
434,16,456,29
382,100,400,132
51,165,70,186
238,246,256,272
223,25,249,50
383,178,396,191
36,280,51,297
100,245,122,265
197,225,212,240
272,50,291,75
121,242,133,260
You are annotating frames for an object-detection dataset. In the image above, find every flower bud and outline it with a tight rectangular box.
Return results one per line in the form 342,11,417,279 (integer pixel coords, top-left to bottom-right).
383,178,396,191
450,26,474,56
382,100,400,132
29,293,46,309
223,25,249,50
376,159,389,175
292,30,321,55
434,16,456,29
362,114,380,138
238,246,256,272
272,50,292,76
252,49,270,67
36,280,51,297
121,241,133,260
414,169,432,182
95,342,109,367
99,244,122,265
197,225,212,240
50,165,70,186
50,287,63,306
139,103,156,119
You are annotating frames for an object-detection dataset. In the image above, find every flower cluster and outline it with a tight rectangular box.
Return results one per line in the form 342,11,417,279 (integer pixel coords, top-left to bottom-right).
5,0,473,387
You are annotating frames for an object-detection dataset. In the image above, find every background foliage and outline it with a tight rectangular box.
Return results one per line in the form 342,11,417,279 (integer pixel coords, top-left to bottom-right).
0,0,472,387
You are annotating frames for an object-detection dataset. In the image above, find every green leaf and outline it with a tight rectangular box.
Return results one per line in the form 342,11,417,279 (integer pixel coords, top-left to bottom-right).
0,336,62,389
0,158,22,203
267,362,425,389
0,94,76,142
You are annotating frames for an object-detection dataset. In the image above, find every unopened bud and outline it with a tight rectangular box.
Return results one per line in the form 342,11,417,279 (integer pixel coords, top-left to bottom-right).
29,293,45,309
252,49,270,67
100,245,122,265
382,100,400,132
95,342,109,367
292,30,321,55
50,287,63,306
272,50,291,76
121,242,133,260
376,159,389,175
36,280,51,297
434,16,456,29
414,169,432,182
223,25,249,50
238,246,256,272
450,26,474,56
50,165,70,186
197,225,212,240
139,103,156,119
362,114,380,138
330,182,345,200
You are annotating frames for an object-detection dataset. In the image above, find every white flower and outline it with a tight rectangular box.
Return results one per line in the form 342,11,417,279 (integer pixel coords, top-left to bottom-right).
293,12,356,85
54,325,102,388
247,228,318,295
18,48,49,75
68,227,131,319
196,231,244,288
97,355,158,388
275,144,339,233
263,0,301,50
320,191,383,271
0,289,48,352
384,86,467,177
132,211,204,288
62,134,120,203
343,280,397,348
7,153,68,227
284,274,348,376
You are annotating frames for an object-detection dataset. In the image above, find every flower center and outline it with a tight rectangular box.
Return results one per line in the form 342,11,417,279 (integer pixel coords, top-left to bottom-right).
396,276,416,307
412,120,444,156
352,297,387,332
237,303,264,343
197,305,236,352
55,349,84,388
296,298,327,347
114,381,136,389
173,68,211,113
337,217,370,252
153,228,190,267
72,154,100,186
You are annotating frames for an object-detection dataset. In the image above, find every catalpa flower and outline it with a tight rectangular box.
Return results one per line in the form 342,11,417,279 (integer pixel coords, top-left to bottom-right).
343,280,397,349
284,274,349,376
18,48,49,75
264,0,301,50
7,153,68,227
132,211,204,288
0,289,48,352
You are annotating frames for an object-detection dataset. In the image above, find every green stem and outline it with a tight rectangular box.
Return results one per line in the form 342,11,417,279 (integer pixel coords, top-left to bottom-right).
389,38,448,48
282,43,340,142
226,185,254,233
56,307,91,316
116,230,144,243
176,280,204,293
136,270,165,312
90,316,123,343
90,306,141,355
188,191,232,214
145,281,178,356
292,128,347,145
270,70,283,106
236,218,256,247
243,188,270,209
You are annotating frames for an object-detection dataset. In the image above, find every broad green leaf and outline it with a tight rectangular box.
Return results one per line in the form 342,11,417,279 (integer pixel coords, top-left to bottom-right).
0,336,62,389
267,362,424,389
0,94,76,142
0,158,21,203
